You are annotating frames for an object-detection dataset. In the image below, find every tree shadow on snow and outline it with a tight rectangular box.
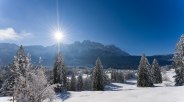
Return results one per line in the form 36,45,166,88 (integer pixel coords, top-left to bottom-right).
59,91,71,101
105,83,123,91
121,89,135,91
124,81,136,85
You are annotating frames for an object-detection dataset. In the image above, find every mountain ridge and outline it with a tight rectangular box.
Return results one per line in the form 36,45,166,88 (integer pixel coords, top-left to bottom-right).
0,41,172,69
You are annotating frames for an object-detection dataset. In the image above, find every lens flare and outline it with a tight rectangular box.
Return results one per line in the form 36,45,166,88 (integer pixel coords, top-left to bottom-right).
54,31,64,42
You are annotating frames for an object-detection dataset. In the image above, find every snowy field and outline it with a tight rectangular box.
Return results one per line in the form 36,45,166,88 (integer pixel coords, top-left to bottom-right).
1,69,184,102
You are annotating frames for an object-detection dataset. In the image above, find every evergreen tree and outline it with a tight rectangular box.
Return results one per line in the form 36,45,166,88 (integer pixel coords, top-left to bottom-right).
111,69,124,83
0,74,15,96
117,71,124,83
83,75,92,91
70,72,76,91
173,35,184,86
53,52,67,92
137,54,153,87
92,57,104,91
0,45,29,96
77,74,83,91
14,46,55,102
151,58,162,84
1,46,56,102
175,66,184,86
103,72,111,85
11,45,33,102
111,69,115,82
29,66,55,102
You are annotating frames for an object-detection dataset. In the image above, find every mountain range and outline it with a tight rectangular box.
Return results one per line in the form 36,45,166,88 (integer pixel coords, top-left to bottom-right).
0,40,173,69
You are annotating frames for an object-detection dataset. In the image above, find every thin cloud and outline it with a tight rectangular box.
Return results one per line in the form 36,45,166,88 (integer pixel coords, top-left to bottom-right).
0,27,32,41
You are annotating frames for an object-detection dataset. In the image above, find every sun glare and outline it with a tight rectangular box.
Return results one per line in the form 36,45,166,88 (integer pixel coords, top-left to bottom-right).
54,31,64,42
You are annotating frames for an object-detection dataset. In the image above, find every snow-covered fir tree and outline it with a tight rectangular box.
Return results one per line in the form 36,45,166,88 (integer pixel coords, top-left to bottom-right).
83,75,92,91
28,66,55,102
173,35,184,86
111,70,124,83
0,66,9,89
77,73,83,91
0,65,15,96
70,72,76,91
103,72,111,85
0,45,56,102
92,57,104,91
117,71,124,83
11,45,33,102
151,58,162,84
53,52,67,92
111,69,116,82
11,46,54,102
0,45,29,97
66,78,71,91
175,67,184,86
0,70,15,96
137,54,153,87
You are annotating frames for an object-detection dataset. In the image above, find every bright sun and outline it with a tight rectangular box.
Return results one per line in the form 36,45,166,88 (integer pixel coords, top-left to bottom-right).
54,31,64,42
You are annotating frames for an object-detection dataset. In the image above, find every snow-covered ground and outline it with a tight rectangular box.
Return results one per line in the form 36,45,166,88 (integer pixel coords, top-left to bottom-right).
0,97,11,102
1,69,184,102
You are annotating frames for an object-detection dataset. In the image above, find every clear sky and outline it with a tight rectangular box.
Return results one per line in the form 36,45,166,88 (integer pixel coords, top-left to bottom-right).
0,0,184,55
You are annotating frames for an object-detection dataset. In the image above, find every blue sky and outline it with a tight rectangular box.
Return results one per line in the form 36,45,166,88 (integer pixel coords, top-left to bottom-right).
0,0,184,55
